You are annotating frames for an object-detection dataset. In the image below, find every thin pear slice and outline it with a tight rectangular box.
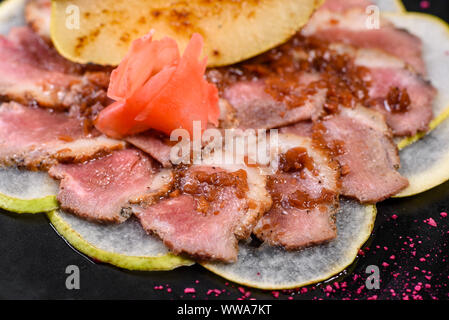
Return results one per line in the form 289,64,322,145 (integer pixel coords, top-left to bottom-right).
202,200,376,290
0,168,58,213
48,210,193,271
382,13,449,197
50,0,323,67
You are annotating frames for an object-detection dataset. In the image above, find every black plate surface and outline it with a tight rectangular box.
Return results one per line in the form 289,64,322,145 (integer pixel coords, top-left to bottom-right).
0,0,448,300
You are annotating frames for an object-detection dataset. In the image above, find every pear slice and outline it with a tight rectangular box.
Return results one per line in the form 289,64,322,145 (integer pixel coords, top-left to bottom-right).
50,0,323,67
0,167,58,213
202,200,376,290
48,210,193,271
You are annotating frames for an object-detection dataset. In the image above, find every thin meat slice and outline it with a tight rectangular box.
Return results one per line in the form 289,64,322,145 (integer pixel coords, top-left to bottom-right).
0,27,109,111
125,130,173,168
316,106,409,203
135,164,271,262
320,0,372,12
254,134,340,250
220,75,326,130
25,0,51,42
49,149,172,223
332,44,436,136
367,67,435,136
303,0,427,75
280,121,314,138
0,102,124,169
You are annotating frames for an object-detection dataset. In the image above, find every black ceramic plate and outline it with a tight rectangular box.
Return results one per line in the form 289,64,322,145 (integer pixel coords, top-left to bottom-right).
0,0,448,300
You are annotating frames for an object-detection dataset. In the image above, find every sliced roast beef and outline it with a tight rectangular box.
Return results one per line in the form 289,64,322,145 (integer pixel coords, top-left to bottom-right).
316,106,409,203
0,102,124,169
280,121,314,138
25,0,51,42
49,149,172,223
125,130,173,168
366,66,435,136
135,164,271,262
0,27,109,112
254,134,340,250
331,44,435,136
220,75,326,130
303,0,427,75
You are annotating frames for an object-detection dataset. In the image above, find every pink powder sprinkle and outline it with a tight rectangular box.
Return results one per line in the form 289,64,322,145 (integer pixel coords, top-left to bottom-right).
167,288,172,293
390,255,396,260
382,262,389,267
425,218,437,227
207,289,221,296
356,285,365,295
414,285,422,291
384,246,388,251
324,285,333,293
184,288,196,294
420,1,430,9
367,295,378,300
441,212,448,218
419,257,426,262
391,214,398,220
238,287,246,294
272,291,280,298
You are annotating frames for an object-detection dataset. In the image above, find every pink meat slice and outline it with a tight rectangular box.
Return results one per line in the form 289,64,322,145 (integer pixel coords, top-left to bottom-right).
222,75,326,130
330,43,436,136
280,121,314,137
125,130,173,168
367,67,435,136
303,0,427,75
254,135,340,249
49,149,163,223
0,102,123,169
135,165,270,262
0,27,109,110
318,106,409,203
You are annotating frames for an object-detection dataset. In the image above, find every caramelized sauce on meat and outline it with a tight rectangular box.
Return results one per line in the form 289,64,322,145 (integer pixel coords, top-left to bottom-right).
279,147,316,176
267,147,336,211
384,87,411,113
172,166,249,214
207,34,371,113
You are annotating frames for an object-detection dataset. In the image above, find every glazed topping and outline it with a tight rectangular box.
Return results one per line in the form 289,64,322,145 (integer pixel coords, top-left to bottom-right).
267,147,335,211
172,167,249,214
384,86,411,113
267,175,336,211
207,34,371,112
279,147,315,174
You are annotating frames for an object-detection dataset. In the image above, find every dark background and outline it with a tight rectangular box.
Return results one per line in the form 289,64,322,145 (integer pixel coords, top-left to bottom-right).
0,0,448,300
